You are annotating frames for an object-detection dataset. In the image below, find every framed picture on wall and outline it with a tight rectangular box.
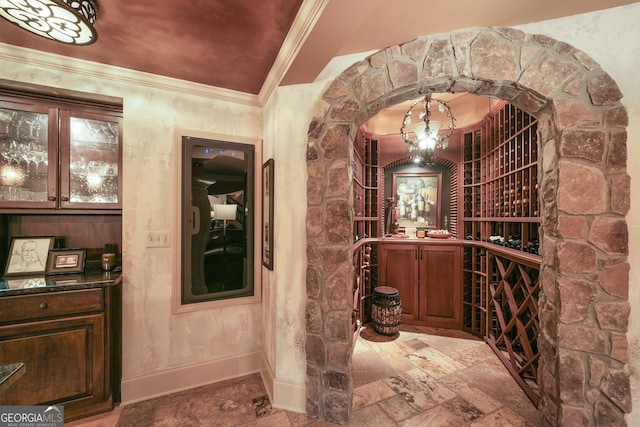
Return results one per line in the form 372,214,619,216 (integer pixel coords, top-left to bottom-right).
392,172,442,229
262,158,274,270
4,236,55,277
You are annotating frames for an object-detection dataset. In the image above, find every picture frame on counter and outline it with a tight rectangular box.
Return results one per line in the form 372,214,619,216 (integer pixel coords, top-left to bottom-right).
46,248,87,275
4,236,55,277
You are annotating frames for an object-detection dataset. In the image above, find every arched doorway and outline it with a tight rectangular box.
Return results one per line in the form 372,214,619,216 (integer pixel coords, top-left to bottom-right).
305,27,631,425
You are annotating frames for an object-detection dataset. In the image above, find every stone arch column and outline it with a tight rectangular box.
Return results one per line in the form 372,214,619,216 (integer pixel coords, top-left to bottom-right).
305,27,630,425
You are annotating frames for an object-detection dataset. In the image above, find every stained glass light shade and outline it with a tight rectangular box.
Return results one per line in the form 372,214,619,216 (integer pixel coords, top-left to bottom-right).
0,0,98,45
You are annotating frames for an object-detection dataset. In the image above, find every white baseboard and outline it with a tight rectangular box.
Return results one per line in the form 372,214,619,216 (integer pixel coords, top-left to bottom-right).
260,352,276,402
260,353,305,414
121,350,261,404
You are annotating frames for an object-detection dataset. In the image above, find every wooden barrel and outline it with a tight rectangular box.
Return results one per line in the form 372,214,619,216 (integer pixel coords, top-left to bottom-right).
371,286,402,335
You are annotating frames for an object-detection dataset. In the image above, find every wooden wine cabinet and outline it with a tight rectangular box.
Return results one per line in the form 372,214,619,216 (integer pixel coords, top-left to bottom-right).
460,101,542,406
379,241,461,329
352,240,378,338
352,131,381,336
462,102,540,253
353,134,380,240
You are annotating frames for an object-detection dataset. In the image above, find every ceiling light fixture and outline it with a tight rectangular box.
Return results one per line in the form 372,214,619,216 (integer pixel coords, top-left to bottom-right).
400,94,456,166
0,0,98,45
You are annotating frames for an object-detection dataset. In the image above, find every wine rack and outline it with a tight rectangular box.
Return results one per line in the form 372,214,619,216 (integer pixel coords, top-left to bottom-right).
462,246,487,337
462,102,540,253
352,240,378,335
461,101,542,406
353,134,380,240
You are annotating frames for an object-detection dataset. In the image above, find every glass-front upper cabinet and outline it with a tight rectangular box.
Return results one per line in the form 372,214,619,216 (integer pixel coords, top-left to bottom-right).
0,101,56,208
60,110,122,209
0,101,122,211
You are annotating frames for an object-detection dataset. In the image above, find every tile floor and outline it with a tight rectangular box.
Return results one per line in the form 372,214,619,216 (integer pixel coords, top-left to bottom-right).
67,324,538,426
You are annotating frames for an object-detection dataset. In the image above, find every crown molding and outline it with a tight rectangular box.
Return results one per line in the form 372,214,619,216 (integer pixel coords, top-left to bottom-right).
0,0,329,107
0,42,262,107
258,0,329,104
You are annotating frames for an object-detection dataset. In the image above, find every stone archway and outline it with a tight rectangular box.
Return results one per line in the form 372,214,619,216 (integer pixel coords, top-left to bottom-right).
305,27,630,425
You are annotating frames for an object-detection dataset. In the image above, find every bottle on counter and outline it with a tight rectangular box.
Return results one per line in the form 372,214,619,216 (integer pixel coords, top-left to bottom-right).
102,243,116,271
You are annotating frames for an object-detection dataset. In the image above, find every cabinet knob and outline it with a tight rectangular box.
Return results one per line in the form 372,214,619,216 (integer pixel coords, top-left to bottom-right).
60,196,69,202
39,302,48,310
47,196,56,201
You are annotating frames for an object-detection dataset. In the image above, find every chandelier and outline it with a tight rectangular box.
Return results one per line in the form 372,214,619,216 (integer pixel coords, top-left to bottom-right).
400,94,456,165
0,0,99,45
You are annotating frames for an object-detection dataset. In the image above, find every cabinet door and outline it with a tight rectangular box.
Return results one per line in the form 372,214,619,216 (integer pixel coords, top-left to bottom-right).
59,110,122,209
0,314,106,418
379,244,418,321
419,245,462,328
0,101,59,209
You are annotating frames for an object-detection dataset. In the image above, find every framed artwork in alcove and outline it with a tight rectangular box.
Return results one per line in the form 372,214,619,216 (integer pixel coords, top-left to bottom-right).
392,172,442,229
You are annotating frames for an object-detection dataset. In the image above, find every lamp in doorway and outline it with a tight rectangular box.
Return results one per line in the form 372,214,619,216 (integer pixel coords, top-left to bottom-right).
212,203,236,257
400,94,456,166
0,0,99,45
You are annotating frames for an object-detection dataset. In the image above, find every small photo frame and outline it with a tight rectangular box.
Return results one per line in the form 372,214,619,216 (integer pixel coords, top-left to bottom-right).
4,236,55,277
46,248,87,275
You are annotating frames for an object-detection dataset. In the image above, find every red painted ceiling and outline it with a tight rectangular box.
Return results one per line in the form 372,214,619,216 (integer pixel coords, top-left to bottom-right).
0,0,304,95
0,0,636,96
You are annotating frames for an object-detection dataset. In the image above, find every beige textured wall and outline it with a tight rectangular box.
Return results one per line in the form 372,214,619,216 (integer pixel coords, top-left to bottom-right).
0,47,263,400
263,83,329,385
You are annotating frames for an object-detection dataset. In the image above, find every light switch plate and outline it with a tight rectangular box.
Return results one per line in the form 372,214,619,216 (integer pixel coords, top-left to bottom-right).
146,231,170,248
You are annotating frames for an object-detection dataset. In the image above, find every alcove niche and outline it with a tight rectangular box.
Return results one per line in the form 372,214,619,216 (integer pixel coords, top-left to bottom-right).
305,27,631,425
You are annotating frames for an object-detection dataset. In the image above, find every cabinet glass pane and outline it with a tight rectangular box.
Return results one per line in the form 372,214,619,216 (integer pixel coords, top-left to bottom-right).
0,107,49,202
69,117,119,203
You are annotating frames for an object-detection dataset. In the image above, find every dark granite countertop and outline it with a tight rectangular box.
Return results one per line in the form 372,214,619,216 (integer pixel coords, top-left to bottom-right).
0,262,121,297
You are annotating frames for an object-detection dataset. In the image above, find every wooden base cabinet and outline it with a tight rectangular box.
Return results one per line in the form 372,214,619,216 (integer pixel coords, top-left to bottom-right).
0,283,121,422
379,242,461,329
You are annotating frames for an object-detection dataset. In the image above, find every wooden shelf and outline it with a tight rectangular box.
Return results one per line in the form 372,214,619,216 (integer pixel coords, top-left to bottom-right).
461,102,540,254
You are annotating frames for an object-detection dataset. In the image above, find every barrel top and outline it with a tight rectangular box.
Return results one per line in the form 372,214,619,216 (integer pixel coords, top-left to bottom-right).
374,286,398,295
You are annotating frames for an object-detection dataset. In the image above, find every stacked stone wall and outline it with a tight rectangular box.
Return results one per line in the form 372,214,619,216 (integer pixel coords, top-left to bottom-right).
305,27,630,426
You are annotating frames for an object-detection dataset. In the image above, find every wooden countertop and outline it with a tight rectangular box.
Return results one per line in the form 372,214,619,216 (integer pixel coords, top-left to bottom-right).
354,236,540,267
